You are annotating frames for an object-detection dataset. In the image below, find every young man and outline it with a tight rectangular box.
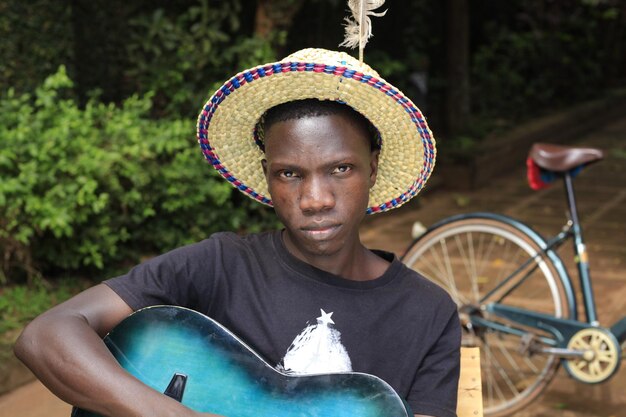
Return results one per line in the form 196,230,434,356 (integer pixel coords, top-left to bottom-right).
15,49,460,417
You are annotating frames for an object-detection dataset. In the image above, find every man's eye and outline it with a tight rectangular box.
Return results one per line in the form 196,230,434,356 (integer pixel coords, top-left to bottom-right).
280,170,297,178
333,165,351,174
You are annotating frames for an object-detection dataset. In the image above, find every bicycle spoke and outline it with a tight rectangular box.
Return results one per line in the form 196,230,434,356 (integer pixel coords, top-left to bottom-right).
494,237,515,287
485,361,495,407
589,360,602,376
439,239,467,305
410,243,471,306
406,243,444,284
493,335,526,382
484,339,521,396
422,245,458,294
484,349,506,406
474,232,492,283
597,351,615,362
417,246,446,283
450,232,480,304
522,354,540,374
466,232,481,304
475,234,499,299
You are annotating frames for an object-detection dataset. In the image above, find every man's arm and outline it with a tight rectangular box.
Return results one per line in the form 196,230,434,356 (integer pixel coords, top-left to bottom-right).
14,284,217,417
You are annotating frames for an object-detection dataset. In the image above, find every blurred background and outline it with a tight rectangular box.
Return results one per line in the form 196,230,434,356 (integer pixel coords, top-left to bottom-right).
1,0,625,416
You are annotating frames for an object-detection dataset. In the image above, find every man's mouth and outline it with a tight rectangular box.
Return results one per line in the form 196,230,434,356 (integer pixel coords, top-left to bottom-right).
300,223,341,239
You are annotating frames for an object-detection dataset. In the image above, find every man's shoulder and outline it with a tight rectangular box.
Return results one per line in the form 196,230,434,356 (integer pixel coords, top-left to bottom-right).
193,230,280,262
395,261,457,310
153,230,278,263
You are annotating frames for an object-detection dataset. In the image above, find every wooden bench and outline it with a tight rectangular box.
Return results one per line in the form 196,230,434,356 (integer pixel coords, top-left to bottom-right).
457,347,483,417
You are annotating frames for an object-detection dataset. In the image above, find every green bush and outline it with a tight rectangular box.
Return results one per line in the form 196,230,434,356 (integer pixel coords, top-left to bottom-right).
0,67,278,283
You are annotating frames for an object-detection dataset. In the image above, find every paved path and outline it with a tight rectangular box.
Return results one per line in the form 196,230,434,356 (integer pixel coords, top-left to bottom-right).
0,381,71,417
2,116,625,416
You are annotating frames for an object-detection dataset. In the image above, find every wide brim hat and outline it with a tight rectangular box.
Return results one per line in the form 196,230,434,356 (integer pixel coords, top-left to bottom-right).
196,48,436,214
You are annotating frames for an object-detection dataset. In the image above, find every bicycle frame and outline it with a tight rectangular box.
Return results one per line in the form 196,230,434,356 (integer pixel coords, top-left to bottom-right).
564,172,598,324
472,172,626,348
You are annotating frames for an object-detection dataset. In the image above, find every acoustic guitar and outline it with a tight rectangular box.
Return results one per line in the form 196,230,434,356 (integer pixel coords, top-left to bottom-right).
71,305,412,417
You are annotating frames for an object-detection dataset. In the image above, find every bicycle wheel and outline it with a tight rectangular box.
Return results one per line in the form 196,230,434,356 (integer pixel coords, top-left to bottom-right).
402,214,570,417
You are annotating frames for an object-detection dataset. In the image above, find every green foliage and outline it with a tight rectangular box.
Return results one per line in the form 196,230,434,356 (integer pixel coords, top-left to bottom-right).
0,67,278,283
0,0,73,96
125,0,280,118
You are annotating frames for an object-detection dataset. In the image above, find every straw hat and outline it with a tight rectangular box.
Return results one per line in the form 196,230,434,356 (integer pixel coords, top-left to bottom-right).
196,48,435,214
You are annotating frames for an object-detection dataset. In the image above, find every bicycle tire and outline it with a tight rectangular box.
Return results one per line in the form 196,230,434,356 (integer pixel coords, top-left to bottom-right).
402,214,570,417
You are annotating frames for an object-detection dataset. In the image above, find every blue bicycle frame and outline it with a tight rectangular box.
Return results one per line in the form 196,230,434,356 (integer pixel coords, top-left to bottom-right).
459,172,626,350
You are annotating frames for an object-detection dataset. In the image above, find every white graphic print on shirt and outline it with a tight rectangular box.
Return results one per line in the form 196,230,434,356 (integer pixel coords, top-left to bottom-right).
279,309,353,375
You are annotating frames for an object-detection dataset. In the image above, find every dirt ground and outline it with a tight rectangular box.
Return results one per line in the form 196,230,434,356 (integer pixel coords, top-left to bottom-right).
1,117,625,416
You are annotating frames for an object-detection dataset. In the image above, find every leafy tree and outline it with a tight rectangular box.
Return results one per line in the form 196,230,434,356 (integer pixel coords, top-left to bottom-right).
470,0,624,120
124,0,280,118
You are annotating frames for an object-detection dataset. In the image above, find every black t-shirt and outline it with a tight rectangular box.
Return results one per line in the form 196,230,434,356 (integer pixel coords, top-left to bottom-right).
106,230,461,417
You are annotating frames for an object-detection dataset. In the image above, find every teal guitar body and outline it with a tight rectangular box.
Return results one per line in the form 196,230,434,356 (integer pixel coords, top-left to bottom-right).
72,306,412,417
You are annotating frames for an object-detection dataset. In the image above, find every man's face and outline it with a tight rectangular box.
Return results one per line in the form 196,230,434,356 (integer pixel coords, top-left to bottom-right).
262,112,379,262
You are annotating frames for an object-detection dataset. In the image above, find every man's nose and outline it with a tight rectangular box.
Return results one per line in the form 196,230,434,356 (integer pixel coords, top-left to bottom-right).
299,176,335,213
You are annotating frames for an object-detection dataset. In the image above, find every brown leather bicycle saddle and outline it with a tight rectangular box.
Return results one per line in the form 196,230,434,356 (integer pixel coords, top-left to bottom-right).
529,143,604,172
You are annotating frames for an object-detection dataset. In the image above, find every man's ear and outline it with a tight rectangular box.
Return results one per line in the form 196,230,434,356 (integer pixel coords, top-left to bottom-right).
261,158,268,178
369,149,380,188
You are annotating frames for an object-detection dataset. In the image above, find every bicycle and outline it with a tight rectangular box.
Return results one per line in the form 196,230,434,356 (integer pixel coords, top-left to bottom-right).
401,143,626,417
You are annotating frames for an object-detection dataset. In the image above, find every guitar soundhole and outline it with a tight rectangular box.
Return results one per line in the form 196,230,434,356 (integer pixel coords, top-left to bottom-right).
163,373,188,402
